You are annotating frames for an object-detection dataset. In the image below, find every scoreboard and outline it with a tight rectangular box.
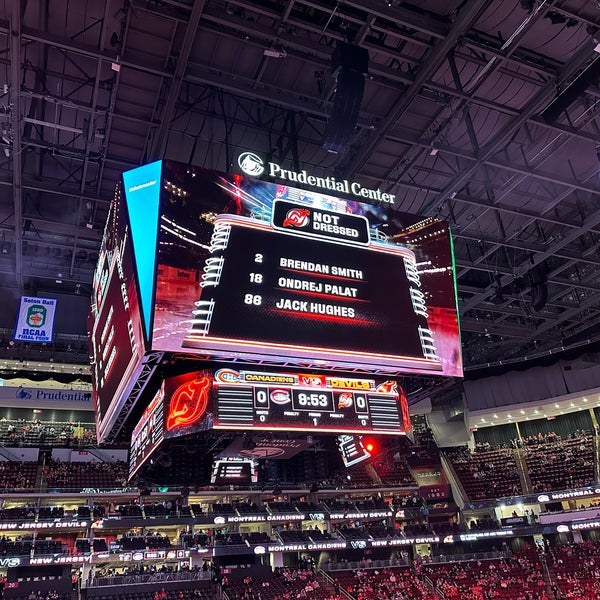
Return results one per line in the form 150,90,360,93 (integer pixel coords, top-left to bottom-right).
93,158,462,445
210,458,258,485
212,368,410,435
129,382,165,478
128,367,410,479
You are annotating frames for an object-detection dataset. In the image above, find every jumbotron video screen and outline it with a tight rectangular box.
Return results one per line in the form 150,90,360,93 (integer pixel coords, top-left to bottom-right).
139,160,462,377
90,157,461,443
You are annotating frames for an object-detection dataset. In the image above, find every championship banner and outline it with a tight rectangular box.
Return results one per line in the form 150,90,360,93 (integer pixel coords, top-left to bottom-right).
13,296,57,343
407,460,451,501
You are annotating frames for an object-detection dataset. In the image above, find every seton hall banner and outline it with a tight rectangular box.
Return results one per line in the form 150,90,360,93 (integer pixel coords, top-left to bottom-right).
13,296,58,343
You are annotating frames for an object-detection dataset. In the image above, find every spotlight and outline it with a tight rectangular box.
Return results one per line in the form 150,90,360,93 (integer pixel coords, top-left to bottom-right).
547,11,566,25
263,48,287,59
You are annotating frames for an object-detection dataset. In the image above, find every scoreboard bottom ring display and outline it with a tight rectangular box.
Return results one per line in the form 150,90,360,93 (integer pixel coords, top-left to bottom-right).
213,368,411,435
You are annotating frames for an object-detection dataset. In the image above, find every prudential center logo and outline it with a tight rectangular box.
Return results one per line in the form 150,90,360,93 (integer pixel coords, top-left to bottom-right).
238,152,265,176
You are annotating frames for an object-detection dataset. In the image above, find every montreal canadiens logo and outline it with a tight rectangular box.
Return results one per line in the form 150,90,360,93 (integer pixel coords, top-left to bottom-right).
215,368,241,383
238,152,264,176
240,447,286,458
270,389,291,404
283,208,310,228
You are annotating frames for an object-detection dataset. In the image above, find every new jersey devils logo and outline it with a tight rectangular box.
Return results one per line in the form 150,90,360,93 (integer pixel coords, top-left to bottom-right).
338,393,353,408
166,376,211,431
283,208,310,228
376,380,398,394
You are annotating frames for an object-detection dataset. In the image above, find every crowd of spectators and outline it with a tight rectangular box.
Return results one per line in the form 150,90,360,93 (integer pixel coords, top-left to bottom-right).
0,461,37,491
333,567,438,599
446,431,598,500
43,459,128,489
82,544,600,600
0,417,96,447
523,435,595,493
85,590,212,600
423,548,548,600
391,492,426,509
226,568,336,600
516,430,590,447
25,591,67,600
444,446,522,500
548,541,600,599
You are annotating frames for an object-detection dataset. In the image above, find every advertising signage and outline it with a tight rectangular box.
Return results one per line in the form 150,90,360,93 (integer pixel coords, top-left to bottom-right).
122,159,461,377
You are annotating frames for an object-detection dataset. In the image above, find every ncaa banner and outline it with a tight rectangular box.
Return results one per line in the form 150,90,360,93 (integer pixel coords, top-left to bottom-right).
13,296,58,343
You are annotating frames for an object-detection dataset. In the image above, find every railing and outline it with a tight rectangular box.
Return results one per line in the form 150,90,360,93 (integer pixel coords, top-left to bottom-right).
318,568,353,600
422,550,511,565
0,418,97,448
88,570,211,588
324,557,409,571
424,575,446,600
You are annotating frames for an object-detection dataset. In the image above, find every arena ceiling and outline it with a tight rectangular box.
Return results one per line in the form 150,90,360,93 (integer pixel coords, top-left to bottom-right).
0,0,600,371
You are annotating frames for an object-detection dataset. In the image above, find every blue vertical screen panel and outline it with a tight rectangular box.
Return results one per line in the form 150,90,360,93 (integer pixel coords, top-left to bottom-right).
122,160,162,339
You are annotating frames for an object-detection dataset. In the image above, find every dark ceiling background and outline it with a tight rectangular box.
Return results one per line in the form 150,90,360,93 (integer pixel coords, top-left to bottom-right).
1,0,600,371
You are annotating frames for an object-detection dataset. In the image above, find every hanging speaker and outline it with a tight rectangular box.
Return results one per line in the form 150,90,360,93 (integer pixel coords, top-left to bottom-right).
530,282,548,312
322,42,369,154
540,57,600,123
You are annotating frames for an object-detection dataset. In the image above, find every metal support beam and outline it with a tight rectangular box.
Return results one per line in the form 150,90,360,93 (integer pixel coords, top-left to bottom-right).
341,0,490,178
148,0,207,161
9,0,22,290
421,42,597,214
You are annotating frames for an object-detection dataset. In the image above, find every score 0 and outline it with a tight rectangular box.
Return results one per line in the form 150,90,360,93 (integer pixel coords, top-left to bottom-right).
245,252,264,306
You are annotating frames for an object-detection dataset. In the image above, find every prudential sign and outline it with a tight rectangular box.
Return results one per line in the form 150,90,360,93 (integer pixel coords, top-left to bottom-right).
237,152,396,204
